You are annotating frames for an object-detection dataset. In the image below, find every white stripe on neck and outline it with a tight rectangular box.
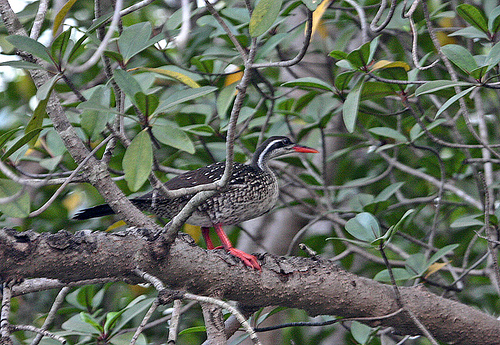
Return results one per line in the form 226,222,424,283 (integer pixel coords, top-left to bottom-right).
257,139,282,170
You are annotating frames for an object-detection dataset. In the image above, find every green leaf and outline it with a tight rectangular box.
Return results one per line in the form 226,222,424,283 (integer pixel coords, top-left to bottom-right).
0,60,45,70
80,312,104,333
182,124,215,137
6,35,52,63
450,214,484,228
488,6,500,33
179,326,207,335
342,79,363,133
329,50,348,60
368,127,407,142
0,180,30,218
345,212,380,242
217,82,238,117
25,97,49,146
151,124,195,154
2,128,43,161
154,86,217,115
249,0,283,37
112,298,155,334
123,130,153,192
118,22,163,63
109,332,147,345
346,41,371,69
415,80,471,96
405,253,429,276
281,77,334,92
62,313,102,335
435,86,475,118
0,128,21,151
441,44,478,74
113,69,143,101
374,268,413,282
373,182,405,203
51,29,71,63
301,0,323,11
428,244,459,266
334,71,355,90
351,321,373,345
37,74,59,101
485,41,500,70
409,119,446,141
53,0,79,35
104,310,126,334
360,82,396,100
78,86,112,140
456,4,488,34
134,92,159,117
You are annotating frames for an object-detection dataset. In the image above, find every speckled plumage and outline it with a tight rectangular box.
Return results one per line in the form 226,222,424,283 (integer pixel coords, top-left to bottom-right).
131,161,279,227
73,136,316,227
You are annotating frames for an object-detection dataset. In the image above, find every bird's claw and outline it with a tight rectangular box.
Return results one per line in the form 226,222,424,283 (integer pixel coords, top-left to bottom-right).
227,247,261,270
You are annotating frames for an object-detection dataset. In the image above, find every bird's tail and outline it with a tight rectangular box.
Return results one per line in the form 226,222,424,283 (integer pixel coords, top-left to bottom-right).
73,204,115,220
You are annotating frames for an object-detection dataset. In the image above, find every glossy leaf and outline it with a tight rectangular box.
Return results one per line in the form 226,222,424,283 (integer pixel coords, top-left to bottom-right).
26,97,49,146
346,41,371,69
302,0,325,11
6,35,52,63
282,77,334,92
2,128,43,161
134,92,159,117
217,82,238,117
371,60,410,71
489,6,500,33
374,268,412,282
118,22,163,63
51,29,71,63
123,130,153,192
152,124,195,154
456,4,488,34
111,298,155,334
345,212,380,242
0,60,44,70
441,44,478,74
113,69,143,101
369,127,407,142
154,86,217,115
249,0,283,37
342,79,363,133
415,80,471,96
351,321,373,345
435,86,475,118
450,214,483,228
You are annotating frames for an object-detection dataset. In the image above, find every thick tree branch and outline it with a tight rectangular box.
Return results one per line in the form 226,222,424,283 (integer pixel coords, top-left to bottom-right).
0,228,498,345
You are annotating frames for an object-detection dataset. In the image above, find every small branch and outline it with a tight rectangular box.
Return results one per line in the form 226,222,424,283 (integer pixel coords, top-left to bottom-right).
64,0,123,73
167,300,182,344
30,0,49,39
29,287,70,345
9,325,66,344
184,293,262,345
1,283,11,339
130,299,159,345
252,10,313,68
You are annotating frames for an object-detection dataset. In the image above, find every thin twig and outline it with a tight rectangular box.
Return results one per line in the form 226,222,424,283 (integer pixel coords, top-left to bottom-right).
167,300,183,344
30,0,49,39
184,293,262,345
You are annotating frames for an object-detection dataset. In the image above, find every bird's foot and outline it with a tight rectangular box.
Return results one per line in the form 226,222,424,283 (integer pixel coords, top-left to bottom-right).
227,247,261,270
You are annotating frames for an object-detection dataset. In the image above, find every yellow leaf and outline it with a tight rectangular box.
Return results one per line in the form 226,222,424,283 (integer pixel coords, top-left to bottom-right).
106,220,127,232
131,67,201,88
371,60,411,72
311,0,334,38
183,224,202,242
53,0,79,36
425,262,449,278
224,68,243,87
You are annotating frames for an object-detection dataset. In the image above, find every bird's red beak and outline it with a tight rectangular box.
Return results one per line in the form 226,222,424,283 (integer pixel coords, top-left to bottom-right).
292,145,319,153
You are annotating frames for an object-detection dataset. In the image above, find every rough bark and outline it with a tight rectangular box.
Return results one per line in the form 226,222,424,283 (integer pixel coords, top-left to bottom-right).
0,228,498,345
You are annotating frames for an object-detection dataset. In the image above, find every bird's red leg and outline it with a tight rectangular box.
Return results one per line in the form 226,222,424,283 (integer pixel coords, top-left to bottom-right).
202,227,215,250
213,224,261,270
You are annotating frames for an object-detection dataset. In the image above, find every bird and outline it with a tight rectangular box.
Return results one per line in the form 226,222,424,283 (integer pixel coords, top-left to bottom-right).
74,136,318,270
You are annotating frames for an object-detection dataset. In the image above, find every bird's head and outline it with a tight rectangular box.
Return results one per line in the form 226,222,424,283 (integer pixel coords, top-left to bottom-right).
252,136,318,169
